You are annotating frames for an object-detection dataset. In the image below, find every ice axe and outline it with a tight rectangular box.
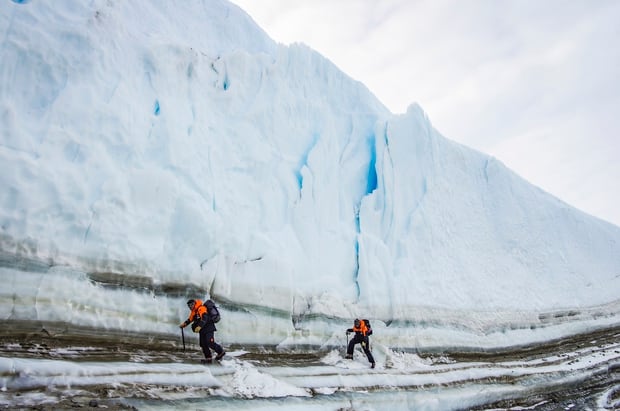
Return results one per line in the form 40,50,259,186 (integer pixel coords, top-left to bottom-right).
181,327,186,352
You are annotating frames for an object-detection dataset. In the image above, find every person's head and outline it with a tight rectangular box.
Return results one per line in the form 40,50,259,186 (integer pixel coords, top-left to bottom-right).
354,319,361,328
187,299,196,309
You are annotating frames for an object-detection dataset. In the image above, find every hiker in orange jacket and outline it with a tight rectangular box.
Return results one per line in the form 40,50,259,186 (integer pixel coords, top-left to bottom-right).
346,318,375,368
180,299,225,363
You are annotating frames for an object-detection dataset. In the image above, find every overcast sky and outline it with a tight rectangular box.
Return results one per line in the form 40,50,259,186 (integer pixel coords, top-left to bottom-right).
231,0,619,227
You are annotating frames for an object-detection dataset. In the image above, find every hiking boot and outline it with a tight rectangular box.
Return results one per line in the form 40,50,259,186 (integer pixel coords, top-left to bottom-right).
371,362,375,369
215,351,226,361
201,358,213,364
345,354,353,360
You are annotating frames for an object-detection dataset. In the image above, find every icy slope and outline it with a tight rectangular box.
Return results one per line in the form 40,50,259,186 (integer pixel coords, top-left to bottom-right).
358,105,620,315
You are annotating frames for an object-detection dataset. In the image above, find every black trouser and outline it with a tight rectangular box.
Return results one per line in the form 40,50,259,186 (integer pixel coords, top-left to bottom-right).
347,334,375,363
199,329,223,359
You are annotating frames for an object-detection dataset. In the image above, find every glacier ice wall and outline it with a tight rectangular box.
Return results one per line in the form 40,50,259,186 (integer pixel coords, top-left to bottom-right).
1,0,619,349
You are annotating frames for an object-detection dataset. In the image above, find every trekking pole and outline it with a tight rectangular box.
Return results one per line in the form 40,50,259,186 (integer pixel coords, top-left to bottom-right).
181,327,186,352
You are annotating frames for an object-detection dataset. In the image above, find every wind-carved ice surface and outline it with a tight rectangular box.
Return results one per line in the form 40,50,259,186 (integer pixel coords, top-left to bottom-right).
0,1,619,409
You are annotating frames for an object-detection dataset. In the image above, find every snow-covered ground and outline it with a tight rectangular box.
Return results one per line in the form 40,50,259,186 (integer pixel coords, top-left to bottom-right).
1,0,619,409
1,327,619,410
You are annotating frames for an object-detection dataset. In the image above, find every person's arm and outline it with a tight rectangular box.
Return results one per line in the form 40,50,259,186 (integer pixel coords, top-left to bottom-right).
191,307,208,331
192,312,208,332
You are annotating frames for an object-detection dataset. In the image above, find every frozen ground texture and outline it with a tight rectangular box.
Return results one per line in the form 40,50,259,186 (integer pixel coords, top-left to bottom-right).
1,0,619,355
0,325,619,410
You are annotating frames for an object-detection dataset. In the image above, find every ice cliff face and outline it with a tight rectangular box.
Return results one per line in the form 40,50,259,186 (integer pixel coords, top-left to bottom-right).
1,0,619,349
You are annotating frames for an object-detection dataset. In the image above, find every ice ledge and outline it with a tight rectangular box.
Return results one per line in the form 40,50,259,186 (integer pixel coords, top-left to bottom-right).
2,263,619,352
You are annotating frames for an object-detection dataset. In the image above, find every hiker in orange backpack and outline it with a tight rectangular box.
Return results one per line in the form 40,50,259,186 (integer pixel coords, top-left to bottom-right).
346,318,375,368
180,299,225,364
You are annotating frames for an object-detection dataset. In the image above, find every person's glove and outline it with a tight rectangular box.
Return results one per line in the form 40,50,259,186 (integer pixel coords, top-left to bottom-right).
193,325,202,333
179,322,186,329
346,330,350,335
